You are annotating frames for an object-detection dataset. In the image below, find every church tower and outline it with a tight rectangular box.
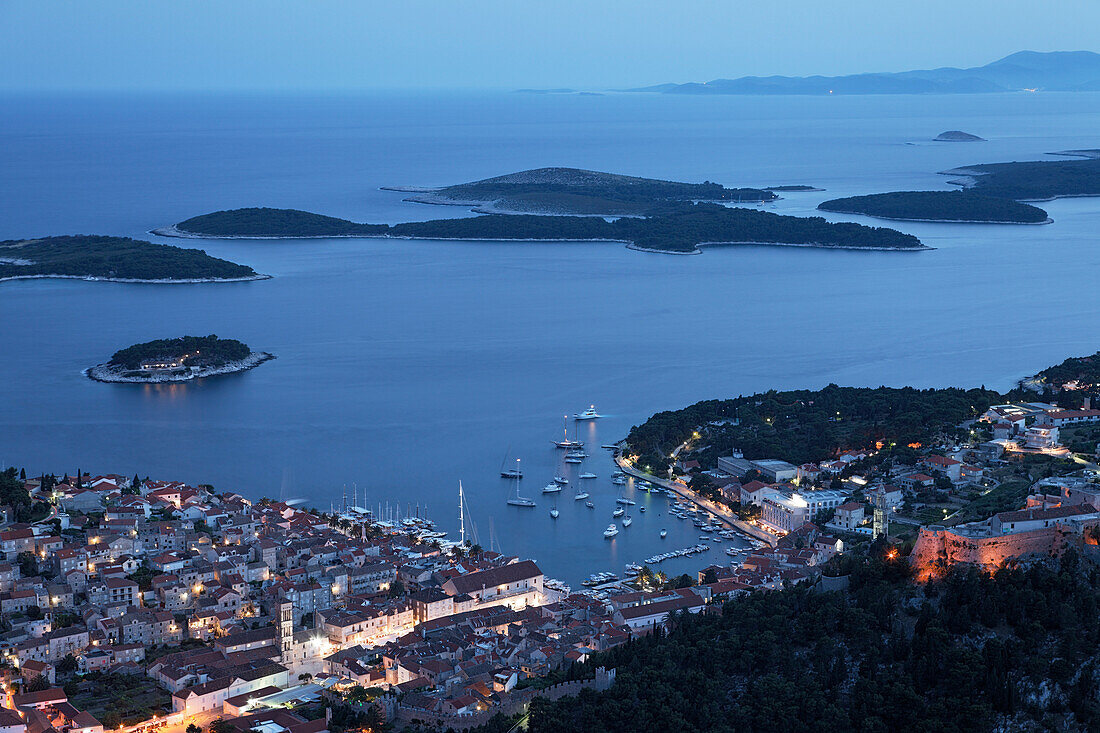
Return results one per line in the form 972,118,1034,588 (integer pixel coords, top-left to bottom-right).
279,601,293,662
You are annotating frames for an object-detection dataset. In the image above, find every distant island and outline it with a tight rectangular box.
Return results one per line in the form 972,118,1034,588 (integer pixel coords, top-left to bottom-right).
381,167,778,216
943,151,1100,201
628,50,1100,95
159,203,928,254
0,235,264,284
818,191,1050,224
935,130,985,142
86,335,273,383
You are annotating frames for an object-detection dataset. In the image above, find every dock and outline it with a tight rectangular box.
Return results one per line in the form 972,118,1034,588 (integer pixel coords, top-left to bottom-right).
614,454,778,547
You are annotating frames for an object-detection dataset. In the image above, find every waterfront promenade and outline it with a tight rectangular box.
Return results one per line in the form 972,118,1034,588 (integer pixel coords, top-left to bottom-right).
614,455,778,546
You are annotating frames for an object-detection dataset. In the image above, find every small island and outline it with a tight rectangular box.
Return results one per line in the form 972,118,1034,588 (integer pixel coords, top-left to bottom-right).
942,152,1100,200
935,130,985,142
817,191,1050,223
86,335,274,383
382,167,779,216
0,235,264,284
159,203,929,254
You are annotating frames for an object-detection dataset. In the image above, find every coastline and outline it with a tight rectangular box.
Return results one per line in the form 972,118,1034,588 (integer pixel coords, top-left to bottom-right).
156,226,930,255
85,351,275,383
817,206,1053,225
0,272,270,285
939,166,1100,203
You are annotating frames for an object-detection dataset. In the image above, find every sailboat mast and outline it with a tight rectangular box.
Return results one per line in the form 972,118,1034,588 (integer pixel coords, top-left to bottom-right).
458,481,466,546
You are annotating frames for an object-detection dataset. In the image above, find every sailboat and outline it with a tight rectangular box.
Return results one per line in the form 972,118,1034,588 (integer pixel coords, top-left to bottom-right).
573,485,589,501
622,514,633,527
579,472,597,479
549,500,559,519
500,455,523,479
552,415,584,449
542,482,562,493
507,474,536,507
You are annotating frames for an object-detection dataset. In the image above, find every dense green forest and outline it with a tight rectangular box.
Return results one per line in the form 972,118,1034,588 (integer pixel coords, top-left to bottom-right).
0,467,33,522
1034,350,1100,391
430,167,777,213
108,335,252,370
175,208,389,237
0,236,257,281
624,384,1001,471
952,156,1100,200
175,204,924,253
522,552,1100,733
818,191,1049,223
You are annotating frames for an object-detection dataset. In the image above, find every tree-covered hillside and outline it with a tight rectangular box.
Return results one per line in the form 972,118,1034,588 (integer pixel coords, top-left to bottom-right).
108,335,252,370
525,551,1100,733
818,191,1049,223
0,236,257,281
625,385,1001,471
173,203,924,253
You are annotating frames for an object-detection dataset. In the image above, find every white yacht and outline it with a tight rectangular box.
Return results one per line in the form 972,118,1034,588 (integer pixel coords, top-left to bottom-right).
615,497,636,506
566,450,588,459
564,456,583,464
574,490,589,500
554,475,569,485
611,475,626,485
574,405,603,420
603,524,619,539
612,506,625,518
579,472,597,479
542,483,562,493
585,500,595,508
622,515,633,527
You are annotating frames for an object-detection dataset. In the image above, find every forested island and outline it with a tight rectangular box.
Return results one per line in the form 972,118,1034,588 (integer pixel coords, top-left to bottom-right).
521,552,1100,732
935,130,985,142
161,203,927,254
0,235,263,284
86,335,273,383
817,191,1050,223
384,167,779,215
943,152,1100,200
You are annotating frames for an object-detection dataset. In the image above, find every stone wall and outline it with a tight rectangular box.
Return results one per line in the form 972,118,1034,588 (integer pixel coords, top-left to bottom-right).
910,524,1072,581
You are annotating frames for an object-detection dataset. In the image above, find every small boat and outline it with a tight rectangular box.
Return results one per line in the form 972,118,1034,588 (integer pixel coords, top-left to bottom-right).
601,444,618,450
574,491,590,500
660,529,667,538
585,501,595,508
615,497,636,506
500,454,523,479
612,507,625,518
566,450,588,459
554,476,569,485
553,416,584,448
507,496,536,507
611,476,626,485
579,472,597,480
507,476,536,507
550,508,559,519
639,506,646,513
564,457,583,464
542,483,562,493
603,524,619,539
622,515,633,527
574,405,602,420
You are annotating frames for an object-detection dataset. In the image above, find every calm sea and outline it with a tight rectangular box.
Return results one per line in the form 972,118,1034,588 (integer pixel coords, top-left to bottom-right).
2,91,1099,583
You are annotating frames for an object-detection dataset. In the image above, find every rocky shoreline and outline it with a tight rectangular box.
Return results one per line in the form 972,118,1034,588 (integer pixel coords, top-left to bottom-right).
819,207,1053,225
1,272,270,285
85,352,275,383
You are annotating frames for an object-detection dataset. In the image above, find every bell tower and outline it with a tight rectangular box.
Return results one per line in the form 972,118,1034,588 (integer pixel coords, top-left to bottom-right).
279,601,293,661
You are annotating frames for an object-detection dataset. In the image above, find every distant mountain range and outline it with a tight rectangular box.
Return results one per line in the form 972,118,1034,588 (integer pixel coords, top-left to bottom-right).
631,51,1100,95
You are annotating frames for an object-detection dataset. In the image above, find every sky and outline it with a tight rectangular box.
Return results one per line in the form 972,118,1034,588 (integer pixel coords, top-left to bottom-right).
2,0,1099,92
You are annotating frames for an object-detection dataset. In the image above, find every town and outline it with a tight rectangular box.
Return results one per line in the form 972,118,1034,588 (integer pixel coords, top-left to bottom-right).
1,398,1099,732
